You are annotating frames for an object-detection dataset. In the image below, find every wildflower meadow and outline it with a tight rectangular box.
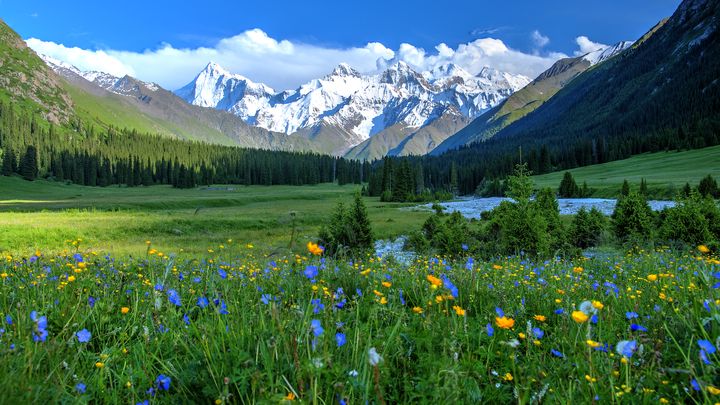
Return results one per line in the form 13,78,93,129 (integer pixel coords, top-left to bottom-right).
0,240,718,403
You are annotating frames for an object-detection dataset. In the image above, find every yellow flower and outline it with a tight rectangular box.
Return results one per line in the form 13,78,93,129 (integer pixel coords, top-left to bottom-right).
95,362,105,368
495,316,515,329
647,274,658,282
67,275,76,282
121,307,130,314
435,295,444,303
592,300,604,310
381,281,392,288
503,373,513,381
215,400,222,405
452,305,466,316
533,315,546,322
379,297,388,305
699,245,710,254
426,274,443,287
708,386,720,395
586,340,601,348
0,273,7,279
284,392,296,401
518,333,526,339
573,266,584,274
412,306,423,314
572,311,589,323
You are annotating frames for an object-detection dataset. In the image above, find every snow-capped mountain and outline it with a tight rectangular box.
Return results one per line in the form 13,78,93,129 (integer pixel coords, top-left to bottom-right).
39,54,160,95
176,61,530,153
582,41,635,65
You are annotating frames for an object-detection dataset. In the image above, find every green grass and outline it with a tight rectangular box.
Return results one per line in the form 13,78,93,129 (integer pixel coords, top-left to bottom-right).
532,146,720,198
0,176,430,256
0,245,717,403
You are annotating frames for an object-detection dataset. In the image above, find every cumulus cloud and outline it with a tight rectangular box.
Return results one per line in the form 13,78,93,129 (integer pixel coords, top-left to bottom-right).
531,30,550,48
574,36,609,56
26,28,595,91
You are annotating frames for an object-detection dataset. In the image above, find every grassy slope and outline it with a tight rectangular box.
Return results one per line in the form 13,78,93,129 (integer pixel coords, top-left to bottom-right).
532,146,720,197
0,177,430,255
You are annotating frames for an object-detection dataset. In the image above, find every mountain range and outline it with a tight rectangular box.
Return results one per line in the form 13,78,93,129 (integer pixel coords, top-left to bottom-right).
176,61,530,157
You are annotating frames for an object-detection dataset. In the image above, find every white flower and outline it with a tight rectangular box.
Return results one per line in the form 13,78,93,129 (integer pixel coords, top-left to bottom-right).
348,370,359,377
312,357,324,369
502,339,520,348
368,347,383,366
578,300,597,316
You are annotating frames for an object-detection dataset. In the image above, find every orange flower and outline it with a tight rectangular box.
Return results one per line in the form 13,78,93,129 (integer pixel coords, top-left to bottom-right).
307,242,324,256
121,307,130,314
495,316,515,329
284,392,296,401
426,274,442,287
533,315,547,322
452,305,466,316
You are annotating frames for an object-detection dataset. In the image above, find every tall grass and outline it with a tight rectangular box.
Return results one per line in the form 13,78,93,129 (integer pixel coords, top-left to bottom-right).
0,241,717,403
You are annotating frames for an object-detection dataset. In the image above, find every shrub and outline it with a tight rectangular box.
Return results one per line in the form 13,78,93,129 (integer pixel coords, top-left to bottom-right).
658,192,712,246
612,192,654,243
571,207,607,248
698,174,719,198
320,194,374,256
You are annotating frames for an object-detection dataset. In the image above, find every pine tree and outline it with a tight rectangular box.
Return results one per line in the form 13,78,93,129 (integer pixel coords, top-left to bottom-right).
1,148,16,176
558,171,579,198
350,193,373,250
639,178,648,196
621,180,631,197
19,145,38,181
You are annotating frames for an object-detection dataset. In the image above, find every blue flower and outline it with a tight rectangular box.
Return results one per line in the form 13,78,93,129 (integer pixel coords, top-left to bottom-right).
167,289,181,306
532,327,544,339
155,374,171,391
465,257,474,271
486,323,494,337
216,300,229,315
5,314,11,325
197,296,209,308
310,319,324,337
88,296,96,308
625,311,639,320
691,379,701,391
311,298,325,314
304,265,319,281
30,311,48,342
630,324,647,332
73,253,83,262
461,244,469,251
495,307,504,317
399,290,405,305
336,332,346,347
551,349,564,358
554,308,564,315
698,339,716,354
183,314,190,326
261,294,275,305
218,268,227,279
76,329,91,343
75,382,86,394
615,340,637,358
335,299,346,309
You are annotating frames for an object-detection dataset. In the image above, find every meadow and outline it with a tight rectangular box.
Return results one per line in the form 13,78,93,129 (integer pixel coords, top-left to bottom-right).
0,243,718,403
532,146,720,198
0,176,430,256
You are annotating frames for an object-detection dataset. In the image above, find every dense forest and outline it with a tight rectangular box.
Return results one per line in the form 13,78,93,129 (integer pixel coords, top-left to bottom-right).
0,101,368,188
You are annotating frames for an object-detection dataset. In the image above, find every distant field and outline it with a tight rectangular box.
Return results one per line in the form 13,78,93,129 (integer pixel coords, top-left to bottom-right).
0,177,430,255
532,146,720,198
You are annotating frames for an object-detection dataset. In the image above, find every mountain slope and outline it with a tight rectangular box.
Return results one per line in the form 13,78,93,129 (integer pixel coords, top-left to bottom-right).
0,19,73,124
41,56,315,151
432,41,633,154
178,61,529,155
490,0,720,148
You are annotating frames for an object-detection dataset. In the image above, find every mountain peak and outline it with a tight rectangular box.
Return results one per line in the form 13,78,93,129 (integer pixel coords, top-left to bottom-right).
329,62,360,78
582,40,634,65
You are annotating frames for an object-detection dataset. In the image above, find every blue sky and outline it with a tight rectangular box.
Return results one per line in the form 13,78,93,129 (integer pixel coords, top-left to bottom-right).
4,0,682,90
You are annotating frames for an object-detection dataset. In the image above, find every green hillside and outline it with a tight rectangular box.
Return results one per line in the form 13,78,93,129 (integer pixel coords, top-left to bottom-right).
532,145,720,197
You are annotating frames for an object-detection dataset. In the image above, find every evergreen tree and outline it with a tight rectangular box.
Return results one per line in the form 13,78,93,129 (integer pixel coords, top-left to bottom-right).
698,174,719,198
639,178,648,196
1,148,15,176
349,193,373,250
621,180,631,197
19,145,38,181
558,171,579,198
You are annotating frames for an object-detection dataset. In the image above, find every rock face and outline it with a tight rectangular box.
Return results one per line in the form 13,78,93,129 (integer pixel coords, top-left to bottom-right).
177,61,530,156
0,19,74,124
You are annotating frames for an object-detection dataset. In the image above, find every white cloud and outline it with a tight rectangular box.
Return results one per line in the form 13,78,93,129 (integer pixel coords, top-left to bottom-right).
574,36,608,56
531,30,550,48
26,28,592,91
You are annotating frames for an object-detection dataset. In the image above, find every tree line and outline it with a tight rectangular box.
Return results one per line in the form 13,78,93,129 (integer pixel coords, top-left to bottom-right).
0,101,367,188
